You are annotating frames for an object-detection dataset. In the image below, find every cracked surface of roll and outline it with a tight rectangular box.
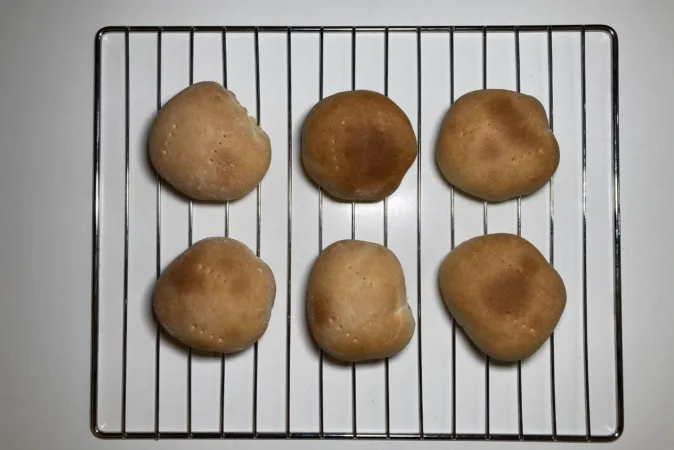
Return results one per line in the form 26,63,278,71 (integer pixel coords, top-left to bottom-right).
439,233,566,362
436,89,559,202
302,90,417,202
153,237,276,353
148,81,271,201
306,239,415,362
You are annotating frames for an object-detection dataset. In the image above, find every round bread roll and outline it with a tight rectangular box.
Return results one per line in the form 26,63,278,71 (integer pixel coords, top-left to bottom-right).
438,233,566,362
436,89,559,202
153,237,276,353
148,81,271,201
306,239,415,362
302,90,417,201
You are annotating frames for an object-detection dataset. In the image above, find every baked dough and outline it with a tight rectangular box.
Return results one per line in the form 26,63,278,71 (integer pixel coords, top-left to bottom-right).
306,239,415,362
148,81,271,201
153,237,276,353
438,233,566,361
302,90,417,201
436,89,559,202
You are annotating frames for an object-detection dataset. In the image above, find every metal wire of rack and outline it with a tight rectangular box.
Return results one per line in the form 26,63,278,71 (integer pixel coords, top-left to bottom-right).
91,25,623,442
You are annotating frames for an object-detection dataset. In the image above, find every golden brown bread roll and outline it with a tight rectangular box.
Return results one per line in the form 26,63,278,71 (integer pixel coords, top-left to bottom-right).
438,233,566,362
436,89,559,202
153,237,275,353
302,90,417,201
148,81,271,201
306,240,415,362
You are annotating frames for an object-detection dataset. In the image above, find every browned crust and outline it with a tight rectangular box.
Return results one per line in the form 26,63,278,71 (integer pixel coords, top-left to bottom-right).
438,233,566,361
302,90,417,201
436,89,559,202
148,81,271,201
306,239,415,362
153,237,276,353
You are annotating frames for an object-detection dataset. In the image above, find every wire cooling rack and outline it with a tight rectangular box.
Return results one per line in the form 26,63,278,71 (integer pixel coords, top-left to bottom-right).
91,25,622,442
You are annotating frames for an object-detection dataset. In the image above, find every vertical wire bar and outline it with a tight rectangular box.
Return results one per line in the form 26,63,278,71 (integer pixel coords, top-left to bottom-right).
186,27,194,438
350,27,356,234
91,30,103,435
285,27,293,438
580,26,592,438
547,26,559,439
219,27,228,438
350,26,357,439
448,26,457,439
121,27,130,437
317,27,325,439
154,28,163,440
383,26,391,439
610,27,624,437
481,27,490,440
416,28,425,437
253,27,262,437
514,27,524,441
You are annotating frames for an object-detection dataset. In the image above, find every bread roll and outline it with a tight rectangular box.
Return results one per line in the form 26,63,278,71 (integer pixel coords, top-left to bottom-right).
302,90,417,201
438,233,566,362
436,89,559,202
148,81,271,201
153,237,275,353
306,239,415,362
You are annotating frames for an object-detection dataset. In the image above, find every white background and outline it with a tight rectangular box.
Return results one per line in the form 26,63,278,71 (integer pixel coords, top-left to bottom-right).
0,0,672,449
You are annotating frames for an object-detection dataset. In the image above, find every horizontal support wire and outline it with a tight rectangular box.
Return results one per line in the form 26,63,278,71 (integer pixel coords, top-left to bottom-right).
97,25,617,34
92,430,620,441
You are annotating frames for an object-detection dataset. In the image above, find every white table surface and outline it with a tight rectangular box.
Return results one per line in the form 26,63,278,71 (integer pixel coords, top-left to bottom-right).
0,0,672,448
